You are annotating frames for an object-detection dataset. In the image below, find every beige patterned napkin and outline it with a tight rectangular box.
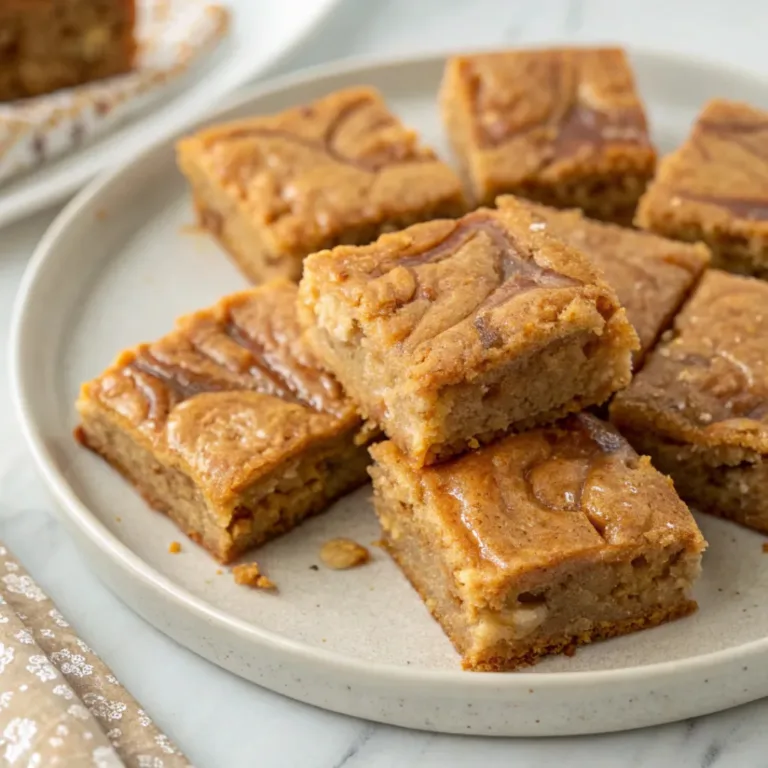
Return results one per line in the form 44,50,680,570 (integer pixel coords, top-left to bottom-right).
0,0,229,186
0,542,192,767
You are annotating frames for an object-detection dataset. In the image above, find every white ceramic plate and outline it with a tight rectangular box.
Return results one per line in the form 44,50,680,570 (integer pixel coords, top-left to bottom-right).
11,50,768,737
0,0,341,229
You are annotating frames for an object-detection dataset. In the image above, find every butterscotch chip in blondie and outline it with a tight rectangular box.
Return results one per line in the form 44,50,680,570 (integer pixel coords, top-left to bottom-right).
0,0,136,101
370,414,705,671
440,47,655,223
636,99,768,277
299,198,638,467
177,87,467,284
500,198,711,367
76,280,370,563
611,270,768,534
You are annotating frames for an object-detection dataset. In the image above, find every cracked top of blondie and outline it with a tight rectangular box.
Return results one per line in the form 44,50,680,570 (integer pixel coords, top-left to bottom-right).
503,199,711,363
611,269,768,455
371,413,704,592
77,280,360,506
440,47,655,182
300,198,638,389
176,86,466,255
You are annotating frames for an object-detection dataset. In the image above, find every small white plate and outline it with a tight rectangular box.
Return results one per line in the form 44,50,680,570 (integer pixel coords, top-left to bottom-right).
0,0,341,229
11,50,768,737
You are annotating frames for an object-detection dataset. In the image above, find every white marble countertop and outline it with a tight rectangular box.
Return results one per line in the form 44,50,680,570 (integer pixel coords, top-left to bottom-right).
3,1,768,765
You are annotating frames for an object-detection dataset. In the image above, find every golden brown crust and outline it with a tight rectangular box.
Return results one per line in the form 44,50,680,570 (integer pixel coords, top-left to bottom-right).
440,47,655,219
611,270,768,455
301,200,636,390
300,200,638,464
374,422,704,670
79,280,360,507
636,99,768,276
386,532,696,671
462,602,697,672
371,414,704,596
176,87,467,281
503,198,711,366
76,280,369,561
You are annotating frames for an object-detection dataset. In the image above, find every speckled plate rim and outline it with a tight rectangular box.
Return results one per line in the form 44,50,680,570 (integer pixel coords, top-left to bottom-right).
10,48,768,736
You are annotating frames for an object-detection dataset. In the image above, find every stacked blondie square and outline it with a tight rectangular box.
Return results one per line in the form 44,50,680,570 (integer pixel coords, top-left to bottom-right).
77,45,768,671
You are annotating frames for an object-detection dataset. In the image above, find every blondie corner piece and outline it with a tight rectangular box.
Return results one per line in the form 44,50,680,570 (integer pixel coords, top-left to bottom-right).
299,197,638,467
500,198,711,368
0,0,136,101
370,414,705,671
611,270,768,534
440,47,655,223
636,99,768,277
76,280,370,563
177,86,467,284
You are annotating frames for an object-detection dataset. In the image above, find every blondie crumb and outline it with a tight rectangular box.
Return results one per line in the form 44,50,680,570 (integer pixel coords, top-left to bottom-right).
320,538,370,570
233,563,276,590
168,541,181,554
761,543,768,554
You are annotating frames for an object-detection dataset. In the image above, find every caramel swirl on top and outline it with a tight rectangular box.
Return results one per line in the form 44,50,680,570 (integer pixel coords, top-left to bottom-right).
86,281,354,438
462,49,650,160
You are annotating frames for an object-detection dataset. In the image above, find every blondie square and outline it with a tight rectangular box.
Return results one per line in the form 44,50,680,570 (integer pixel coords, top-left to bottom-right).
298,197,638,467
0,0,136,101
440,47,656,223
177,87,467,284
500,198,711,367
611,270,768,533
370,414,705,671
76,280,370,563
636,99,768,277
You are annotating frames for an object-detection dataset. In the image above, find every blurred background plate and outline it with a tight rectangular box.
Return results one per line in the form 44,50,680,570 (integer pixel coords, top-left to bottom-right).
0,0,342,229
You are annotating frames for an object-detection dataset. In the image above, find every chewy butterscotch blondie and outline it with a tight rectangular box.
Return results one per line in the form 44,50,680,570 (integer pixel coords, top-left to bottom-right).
370,414,705,671
499,198,711,368
76,280,370,563
299,197,638,467
636,99,768,277
440,47,656,223
0,0,136,101
177,87,467,283
611,270,768,534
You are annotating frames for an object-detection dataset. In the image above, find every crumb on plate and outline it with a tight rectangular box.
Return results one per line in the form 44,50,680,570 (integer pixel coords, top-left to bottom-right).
168,541,181,554
320,538,370,570
233,563,276,590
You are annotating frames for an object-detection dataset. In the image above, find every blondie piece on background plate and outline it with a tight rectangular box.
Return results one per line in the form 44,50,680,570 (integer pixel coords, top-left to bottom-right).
299,198,638,466
370,414,705,671
499,198,711,368
636,99,768,277
76,280,370,563
177,87,467,283
0,0,136,101
440,47,656,223
611,270,768,533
